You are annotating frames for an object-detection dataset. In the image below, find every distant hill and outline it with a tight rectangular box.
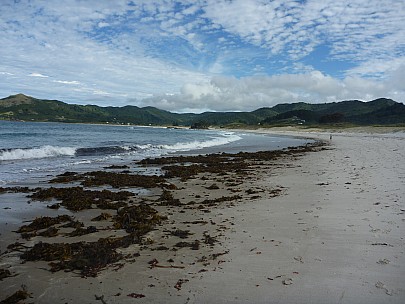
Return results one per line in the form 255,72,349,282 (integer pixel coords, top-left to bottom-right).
1,94,404,126
260,98,404,125
0,94,185,125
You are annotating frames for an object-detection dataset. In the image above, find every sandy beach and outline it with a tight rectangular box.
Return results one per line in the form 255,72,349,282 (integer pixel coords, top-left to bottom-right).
1,129,404,304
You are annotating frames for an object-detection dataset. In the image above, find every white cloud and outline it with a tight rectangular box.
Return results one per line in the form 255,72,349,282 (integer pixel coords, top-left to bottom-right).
140,71,404,112
0,0,403,110
28,73,49,78
0,0,209,105
346,57,405,79
202,0,404,63
53,80,80,85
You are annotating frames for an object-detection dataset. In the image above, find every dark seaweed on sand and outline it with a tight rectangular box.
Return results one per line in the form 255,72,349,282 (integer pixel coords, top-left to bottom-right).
7,141,325,280
138,142,324,180
50,171,168,188
30,187,133,211
19,204,165,277
17,215,73,233
0,286,31,304
21,240,124,277
113,204,164,235
0,269,12,281
157,190,181,206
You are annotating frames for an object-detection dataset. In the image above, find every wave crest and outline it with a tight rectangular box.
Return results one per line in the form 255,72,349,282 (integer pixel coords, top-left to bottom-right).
161,133,241,151
0,132,241,161
0,146,76,161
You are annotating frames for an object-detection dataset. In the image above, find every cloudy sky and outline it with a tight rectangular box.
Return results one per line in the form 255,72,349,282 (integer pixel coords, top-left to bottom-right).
1,0,404,112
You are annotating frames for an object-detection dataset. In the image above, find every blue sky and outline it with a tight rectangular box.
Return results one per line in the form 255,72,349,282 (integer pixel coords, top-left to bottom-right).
0,0,404,112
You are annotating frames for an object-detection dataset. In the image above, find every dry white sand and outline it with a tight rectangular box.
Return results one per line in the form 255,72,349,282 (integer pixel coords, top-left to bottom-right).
184,130,405,304
1,130,404,304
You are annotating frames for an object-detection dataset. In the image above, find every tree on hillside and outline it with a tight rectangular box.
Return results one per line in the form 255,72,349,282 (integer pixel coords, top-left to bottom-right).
318,113,344,124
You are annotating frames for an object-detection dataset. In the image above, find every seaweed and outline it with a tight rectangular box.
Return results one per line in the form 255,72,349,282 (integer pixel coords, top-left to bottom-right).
206,183,220,190
174,279,189,291
0,286,31,304
113,204,164,235
139,142,325,182
6,141,326,281
269,188,283,197
174,240,200,250
152,246,170,251
182,220,208,225
162,161,248,180
0,269,12,281
67,226,98,237
38,226,59,237
127,293,145,298
60,220,84,229
158,190,181,206
138,154,228,165
80,171,166,188
12,203,164,277
20,232,37,240
20,235,141,277
198,195,242,207
0,187,38,194
50,170,168,188
17,215,73,233
6,242,28,252
96,201,128,210
30,187,133,211
49,171,81,184
170,229,193,239
203,233,217,246
211,250,229,260
91,212,112,221
21,241,123,277
46,203,61,209
103,165,129,169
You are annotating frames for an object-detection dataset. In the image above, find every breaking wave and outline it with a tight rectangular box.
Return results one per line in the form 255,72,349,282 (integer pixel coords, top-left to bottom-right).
0,133,241,162
160,133,241,151
0,146,76,161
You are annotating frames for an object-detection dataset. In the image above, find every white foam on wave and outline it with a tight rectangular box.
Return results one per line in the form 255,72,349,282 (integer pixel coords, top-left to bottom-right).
0,145,77,161
161,133,242,151
124,132,241,160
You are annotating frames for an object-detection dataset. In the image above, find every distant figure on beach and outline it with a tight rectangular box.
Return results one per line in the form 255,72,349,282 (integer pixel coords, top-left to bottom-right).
330,134,332,141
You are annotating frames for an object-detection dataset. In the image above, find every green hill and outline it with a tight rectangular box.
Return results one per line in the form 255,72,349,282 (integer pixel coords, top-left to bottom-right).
260,98,404,126
1,94,404,127
0,94,182,125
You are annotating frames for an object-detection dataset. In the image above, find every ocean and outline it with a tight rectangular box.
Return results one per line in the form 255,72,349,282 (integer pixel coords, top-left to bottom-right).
0,121,310,186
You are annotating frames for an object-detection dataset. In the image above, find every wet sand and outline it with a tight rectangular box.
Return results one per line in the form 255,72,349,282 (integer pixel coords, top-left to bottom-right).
1,130,404,303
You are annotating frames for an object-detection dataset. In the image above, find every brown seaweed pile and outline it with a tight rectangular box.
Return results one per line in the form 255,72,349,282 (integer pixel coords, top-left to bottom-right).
16,215,84,240
21,240,124,277
17,204,164,277
0,187,39,194
2,140,326,287
170,229,193,239
138,142,324,180
0,269,12,281
157,190,181,206
30,187,133,211
49,171,168,188
0,286,31,304
91,212,112,221
162,162,249,180
17,215,73,234
113,204,164,235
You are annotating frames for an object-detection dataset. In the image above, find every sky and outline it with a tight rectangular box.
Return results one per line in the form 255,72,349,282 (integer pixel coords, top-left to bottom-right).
0,0,404,112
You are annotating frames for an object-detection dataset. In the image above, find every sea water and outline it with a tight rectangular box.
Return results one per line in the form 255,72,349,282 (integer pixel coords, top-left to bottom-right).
0,121,309,186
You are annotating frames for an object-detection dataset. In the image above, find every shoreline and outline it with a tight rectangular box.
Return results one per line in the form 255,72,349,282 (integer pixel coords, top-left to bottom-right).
1,130,404,303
